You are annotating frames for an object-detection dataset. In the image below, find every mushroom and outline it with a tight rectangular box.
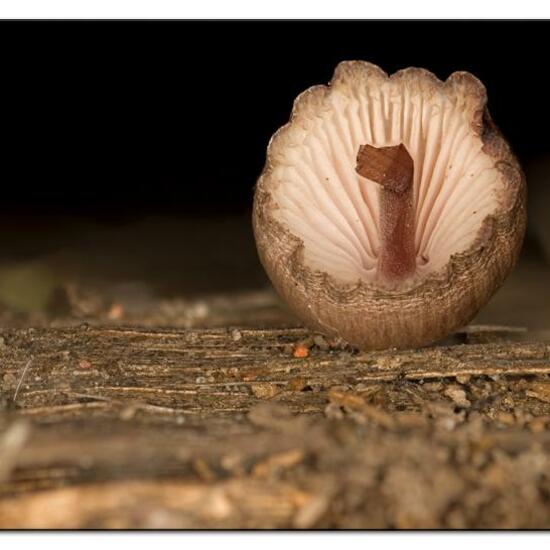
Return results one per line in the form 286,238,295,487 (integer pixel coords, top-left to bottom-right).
253,61,526,350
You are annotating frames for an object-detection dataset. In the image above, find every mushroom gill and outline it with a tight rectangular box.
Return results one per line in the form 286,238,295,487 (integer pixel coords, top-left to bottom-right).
253,61,526,350
270,66,503,287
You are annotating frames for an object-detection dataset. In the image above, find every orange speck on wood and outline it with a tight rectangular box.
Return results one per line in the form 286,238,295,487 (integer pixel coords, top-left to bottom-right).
293,344,309,359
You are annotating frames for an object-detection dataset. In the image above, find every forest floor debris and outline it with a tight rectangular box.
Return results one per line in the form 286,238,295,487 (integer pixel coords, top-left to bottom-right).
1,320,550,527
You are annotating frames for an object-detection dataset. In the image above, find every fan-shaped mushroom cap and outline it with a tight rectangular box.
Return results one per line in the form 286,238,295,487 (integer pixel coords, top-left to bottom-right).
253,61,526,350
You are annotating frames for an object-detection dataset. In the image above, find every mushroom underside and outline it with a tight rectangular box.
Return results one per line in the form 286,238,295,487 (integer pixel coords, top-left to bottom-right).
271,83,504,286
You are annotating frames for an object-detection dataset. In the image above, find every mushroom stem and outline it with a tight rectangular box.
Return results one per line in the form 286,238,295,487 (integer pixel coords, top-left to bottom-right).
356,143,416,282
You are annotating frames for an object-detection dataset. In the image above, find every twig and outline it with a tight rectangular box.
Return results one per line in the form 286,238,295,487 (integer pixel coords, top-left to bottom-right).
65,392,192,416
13,357,33,402
19,402,109,416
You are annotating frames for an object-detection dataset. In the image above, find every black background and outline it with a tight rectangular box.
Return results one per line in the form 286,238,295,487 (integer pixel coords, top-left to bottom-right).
0,21,545,221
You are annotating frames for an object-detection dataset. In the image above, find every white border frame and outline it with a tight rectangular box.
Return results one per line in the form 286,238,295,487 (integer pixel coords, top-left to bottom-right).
0,1,550,19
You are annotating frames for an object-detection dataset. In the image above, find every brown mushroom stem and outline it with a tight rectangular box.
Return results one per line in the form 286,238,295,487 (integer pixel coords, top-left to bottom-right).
356,143,416,282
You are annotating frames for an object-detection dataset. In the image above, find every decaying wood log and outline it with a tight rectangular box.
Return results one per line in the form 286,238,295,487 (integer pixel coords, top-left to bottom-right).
1,325,550,528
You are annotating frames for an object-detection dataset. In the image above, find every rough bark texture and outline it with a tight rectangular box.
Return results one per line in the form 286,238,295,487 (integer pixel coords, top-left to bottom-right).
2,315,550,528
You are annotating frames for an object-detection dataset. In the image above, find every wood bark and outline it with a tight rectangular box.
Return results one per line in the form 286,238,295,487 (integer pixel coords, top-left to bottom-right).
1,325,550,528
